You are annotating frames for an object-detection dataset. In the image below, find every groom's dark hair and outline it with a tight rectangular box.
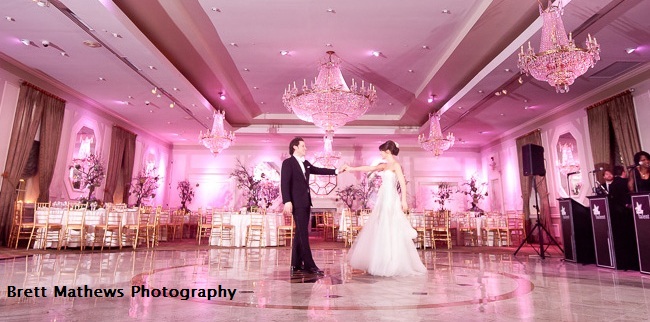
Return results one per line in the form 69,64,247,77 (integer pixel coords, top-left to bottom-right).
289,137,304,155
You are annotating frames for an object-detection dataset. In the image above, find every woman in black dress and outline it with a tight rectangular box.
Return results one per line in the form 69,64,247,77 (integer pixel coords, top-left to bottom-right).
629,151,650,193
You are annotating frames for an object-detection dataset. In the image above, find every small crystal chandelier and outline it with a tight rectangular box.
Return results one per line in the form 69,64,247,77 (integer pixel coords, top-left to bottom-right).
518,0,600,93
282,51,377,132
199,110,235,155
314,131,341,167
419,112,455,156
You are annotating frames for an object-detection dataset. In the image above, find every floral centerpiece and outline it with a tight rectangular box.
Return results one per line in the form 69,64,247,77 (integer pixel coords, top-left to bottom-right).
177,180,199,212
433,183,454,211
257,179,280,209
129,167,160,207
460,175,488,214
69,154,105,205
336,185,362,210
230,159,280,210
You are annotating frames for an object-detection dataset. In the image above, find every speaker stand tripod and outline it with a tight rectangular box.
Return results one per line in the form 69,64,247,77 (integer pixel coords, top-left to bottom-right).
514,177,564,259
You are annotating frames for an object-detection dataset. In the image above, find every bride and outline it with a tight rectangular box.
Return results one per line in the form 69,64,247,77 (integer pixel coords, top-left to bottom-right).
344,140,427,277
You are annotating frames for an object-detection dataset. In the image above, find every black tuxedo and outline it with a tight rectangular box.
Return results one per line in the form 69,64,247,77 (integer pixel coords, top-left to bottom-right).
281,156,336,270
607,176,639,270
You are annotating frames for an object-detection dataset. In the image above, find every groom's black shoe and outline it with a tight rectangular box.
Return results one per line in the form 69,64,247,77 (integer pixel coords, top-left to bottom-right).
290,266,305,275
306,267,324,276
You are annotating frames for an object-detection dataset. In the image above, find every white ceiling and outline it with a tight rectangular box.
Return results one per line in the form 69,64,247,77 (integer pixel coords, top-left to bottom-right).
1,0,649,150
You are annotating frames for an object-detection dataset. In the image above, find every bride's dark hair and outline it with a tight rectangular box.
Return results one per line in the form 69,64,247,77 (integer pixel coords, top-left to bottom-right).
379,140,399,156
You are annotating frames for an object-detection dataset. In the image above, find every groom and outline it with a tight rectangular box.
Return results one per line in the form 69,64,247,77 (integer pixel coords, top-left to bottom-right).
281,137,344,276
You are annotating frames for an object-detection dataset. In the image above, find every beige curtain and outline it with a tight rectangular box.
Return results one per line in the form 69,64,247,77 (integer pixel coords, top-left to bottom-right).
0,84,47,245
37,96,66,202
121,131,137,203
607,92,640,167
586,104,611,170
103,126,137,203
516,130,552,232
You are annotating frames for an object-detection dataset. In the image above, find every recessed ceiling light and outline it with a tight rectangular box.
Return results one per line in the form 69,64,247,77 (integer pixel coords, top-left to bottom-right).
408,69,414,73
500,113,505,116
518,77,523,84
280,50,289,56
184,116,192,120
442,9,451,14
191,104,196,107
325,43,333,47
523,99,528,103
371,51,381,57
20,39,30,46
173,87,179,91
5,16,15,22
169,102,175,108
502,89,508,95
326,8,336,13
211,7,221,12
83,40,102,48
151,87,158,94
478,131,487,134
243,68,250,71
504,68,511,72
35,1,48,7
98,77,106,81
167,121,172,125
149,110,154,113
495,92,501,96
524,106,530,110
478,90,484,94
427,95,435,103
112,33,122,38
219,92,226,100
229,42,238,47
128,95,134,99
421,45,430,50
60,52,68,57
625,47,636,54
260,101,265,104
148,65,156,70
253,86,259,89
458,106,463,109
388,102,393,106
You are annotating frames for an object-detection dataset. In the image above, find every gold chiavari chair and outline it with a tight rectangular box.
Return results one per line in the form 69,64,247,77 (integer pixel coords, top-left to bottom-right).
323,212,339,242
507,211,526,246
9,201,34,249
168,209,184,241
99,205,122,250
411,212,427,249
459,214,478,246
344,210,362,247
245,211,265,247
313,212,325,237
276,213,294,247
431,210,453,249
62,203,88,250
481,217,501,247
197,208,214,245
123,207,149,249
211,211,235,246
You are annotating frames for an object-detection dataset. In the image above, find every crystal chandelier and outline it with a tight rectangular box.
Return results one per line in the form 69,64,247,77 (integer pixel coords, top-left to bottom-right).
282,51,377,132
517,0,600,93
419,112,455,156
199,110,235,155
314,131,341,168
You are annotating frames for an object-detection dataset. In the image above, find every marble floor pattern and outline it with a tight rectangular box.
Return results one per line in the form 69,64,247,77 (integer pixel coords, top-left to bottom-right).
1,243,649,321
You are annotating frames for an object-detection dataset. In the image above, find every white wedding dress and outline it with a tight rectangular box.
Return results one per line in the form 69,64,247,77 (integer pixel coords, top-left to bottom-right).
347,171,427,276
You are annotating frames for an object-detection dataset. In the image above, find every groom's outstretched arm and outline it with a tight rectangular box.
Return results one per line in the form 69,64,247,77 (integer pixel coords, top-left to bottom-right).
304,160,337,176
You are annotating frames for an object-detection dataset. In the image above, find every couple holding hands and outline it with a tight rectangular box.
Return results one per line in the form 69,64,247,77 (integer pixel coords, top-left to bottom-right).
280,137,426,277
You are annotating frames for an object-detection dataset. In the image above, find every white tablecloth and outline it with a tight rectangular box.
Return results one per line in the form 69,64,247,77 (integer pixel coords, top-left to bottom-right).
33,208,138,248
209,213,283,247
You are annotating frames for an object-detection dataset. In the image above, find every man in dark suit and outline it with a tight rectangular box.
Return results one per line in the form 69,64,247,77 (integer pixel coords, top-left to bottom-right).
281,137,345,276
604,166,639,270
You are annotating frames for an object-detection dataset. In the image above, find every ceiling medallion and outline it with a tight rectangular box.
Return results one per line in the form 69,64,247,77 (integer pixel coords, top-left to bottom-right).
282,51,377,132
518,0,600,93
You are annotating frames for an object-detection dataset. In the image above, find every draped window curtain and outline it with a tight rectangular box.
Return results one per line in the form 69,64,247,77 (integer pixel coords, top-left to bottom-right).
103,126,136,203
0,83,65,245
587,91,640,169
516,130,552,232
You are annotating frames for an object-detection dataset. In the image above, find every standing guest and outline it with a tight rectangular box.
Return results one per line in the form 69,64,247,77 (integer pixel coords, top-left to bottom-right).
281,137,345,276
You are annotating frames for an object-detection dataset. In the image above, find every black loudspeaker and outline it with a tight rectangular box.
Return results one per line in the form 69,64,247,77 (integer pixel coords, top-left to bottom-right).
522,143,545,176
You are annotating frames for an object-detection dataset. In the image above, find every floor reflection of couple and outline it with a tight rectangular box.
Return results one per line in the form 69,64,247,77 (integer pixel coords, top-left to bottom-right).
281,137,425,278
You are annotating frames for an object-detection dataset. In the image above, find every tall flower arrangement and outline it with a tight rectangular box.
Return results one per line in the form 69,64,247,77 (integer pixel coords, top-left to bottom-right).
69,154,105,204
460,175,488,213
177,180,199,211
257,179,280,209
129,167,160,207
433,183,454,211
336,185,362,210
230,159,261,209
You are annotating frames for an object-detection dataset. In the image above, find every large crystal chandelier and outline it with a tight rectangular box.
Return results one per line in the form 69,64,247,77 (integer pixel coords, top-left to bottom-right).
282,51,377,132
518,0,600,93
199,110,235,155
418,112,455,157
313,131,341,168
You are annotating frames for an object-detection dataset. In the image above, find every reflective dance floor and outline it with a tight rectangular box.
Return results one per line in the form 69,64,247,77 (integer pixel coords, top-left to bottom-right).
1,242,649,321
